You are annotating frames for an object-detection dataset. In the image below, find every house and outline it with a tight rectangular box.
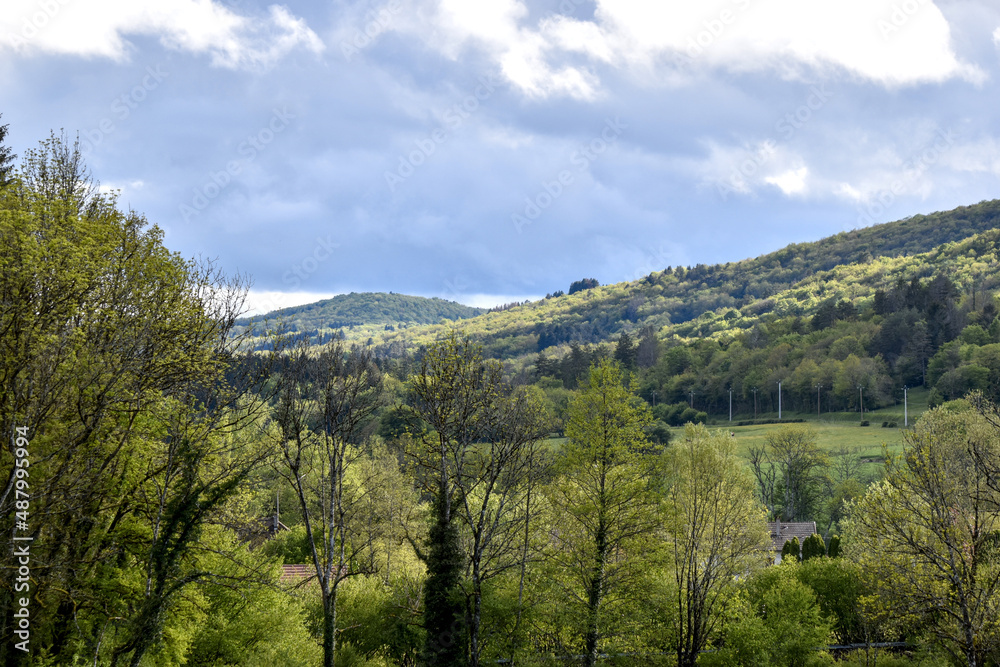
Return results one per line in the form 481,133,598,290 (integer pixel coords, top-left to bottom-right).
280,564,315,583
767,521,817,563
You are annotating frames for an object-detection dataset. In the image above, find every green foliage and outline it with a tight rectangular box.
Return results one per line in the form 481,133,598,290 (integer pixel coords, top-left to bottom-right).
260,525,313,564
545,358,659,665
0,113,14,185
645,419,673,445
184,532,321,666
801,534,827,561
796,557,864,644
422,492,466,667
662,424,772,666
826,535,841,559
845,401,1000,664
335,574,422,666
782,537,801,562
569,277,600,294
708,562,834,667
0,132,276,665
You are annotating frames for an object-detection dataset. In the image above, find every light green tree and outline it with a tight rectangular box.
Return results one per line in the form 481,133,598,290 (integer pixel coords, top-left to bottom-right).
544,358,659,667
663,424,772,667
846,404,1000,666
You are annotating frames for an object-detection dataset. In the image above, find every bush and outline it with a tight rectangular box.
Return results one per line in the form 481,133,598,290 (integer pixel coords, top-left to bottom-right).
645,419,672,445
859,420,870,426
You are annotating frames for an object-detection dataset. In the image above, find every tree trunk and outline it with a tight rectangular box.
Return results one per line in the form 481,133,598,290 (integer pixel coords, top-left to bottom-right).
583,516,607,667
323,587,337,667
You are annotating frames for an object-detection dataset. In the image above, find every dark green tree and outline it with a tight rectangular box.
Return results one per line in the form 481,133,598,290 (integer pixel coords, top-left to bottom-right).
421,491,467,667
614,331,637,370
801,533,827,561
781,537,801,563
827,535,841,558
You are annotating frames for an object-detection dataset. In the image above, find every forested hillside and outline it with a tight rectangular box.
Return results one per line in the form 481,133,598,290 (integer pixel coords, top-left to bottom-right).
312,200,994,365
234,291,484,344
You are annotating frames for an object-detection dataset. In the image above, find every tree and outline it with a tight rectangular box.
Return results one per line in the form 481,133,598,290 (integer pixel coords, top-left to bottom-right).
544,359,658,666
780,537,801,563
0,113,14,186
662,424,772,667
569,278,599,294
0,132,276,666
801,534,826,561
614,331,637,371
846,405,1000,666
636,326,660,369
408,333,547,667
748,426,828,522
273,340,387,667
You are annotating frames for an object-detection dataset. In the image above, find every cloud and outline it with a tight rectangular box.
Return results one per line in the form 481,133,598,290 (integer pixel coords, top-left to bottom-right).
1,1,323,69
766,166,809,196
397,0,983,99
243,289,341,317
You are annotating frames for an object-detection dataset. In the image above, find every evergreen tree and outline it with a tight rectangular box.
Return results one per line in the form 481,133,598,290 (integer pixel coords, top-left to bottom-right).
801,534,827,561
421,489,466,667
827,535,841,558
614,331,637,370
781,537,801,562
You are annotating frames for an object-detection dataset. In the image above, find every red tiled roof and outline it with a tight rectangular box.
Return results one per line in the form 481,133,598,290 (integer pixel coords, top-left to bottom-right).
280,564,315,583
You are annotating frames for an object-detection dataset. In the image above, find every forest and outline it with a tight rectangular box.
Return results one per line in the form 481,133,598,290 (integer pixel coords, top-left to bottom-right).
7,131,1000,667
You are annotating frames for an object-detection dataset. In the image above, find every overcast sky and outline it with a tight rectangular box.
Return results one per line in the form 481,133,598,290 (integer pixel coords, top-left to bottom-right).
3,0,999,313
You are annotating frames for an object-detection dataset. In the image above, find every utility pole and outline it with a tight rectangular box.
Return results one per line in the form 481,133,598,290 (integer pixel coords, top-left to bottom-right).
752,387,758,420
904,386,908,427
815,384,822,417
728,387,733,422
777,380,782,420
858,385,864,420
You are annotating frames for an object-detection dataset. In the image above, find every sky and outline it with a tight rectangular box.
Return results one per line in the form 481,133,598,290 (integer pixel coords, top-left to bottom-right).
3,0,1000,314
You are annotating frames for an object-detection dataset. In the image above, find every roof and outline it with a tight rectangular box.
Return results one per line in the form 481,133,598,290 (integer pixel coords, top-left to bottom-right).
767,521,818,553
280,564,315,583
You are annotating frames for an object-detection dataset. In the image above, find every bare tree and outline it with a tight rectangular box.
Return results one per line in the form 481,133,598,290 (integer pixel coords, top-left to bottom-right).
748,426,827,521
274,341,386,667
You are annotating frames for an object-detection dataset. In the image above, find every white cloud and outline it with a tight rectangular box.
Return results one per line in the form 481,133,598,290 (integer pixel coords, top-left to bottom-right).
592,0,983,86
398,0,983,99
243,289,340,317
1,1,323,69
766,167,808,196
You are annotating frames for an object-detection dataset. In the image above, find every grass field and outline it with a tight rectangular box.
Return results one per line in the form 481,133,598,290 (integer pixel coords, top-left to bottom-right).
543,388,933,478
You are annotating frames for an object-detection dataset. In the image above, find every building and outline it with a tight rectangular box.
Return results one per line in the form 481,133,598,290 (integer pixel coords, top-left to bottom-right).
767,521,817,563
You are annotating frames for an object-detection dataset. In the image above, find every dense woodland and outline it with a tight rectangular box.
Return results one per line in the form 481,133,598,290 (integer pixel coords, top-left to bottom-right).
8,129,1000,667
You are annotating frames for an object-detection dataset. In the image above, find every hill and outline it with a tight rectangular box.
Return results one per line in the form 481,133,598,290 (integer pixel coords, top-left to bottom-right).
241,199,1000,361
356,199,1000,360
234,292,484,341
